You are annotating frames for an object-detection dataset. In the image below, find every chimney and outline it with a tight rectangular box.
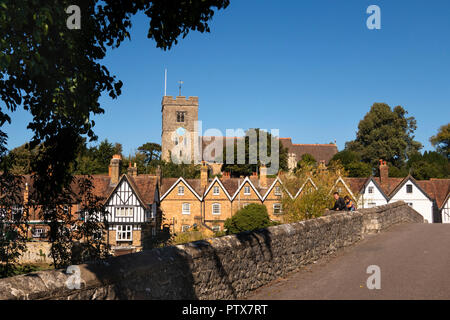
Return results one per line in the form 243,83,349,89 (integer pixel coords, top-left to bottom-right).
200,161,208,188
127,162,138,177
109,154,122,184
222,171,230,180
260,164,268,188
379,159,389,184
23,182,29,205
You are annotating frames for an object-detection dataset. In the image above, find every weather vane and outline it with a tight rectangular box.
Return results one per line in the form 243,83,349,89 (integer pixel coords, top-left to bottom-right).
178,80,184,96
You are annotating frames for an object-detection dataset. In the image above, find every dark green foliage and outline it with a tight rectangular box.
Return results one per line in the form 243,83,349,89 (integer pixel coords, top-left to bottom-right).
407,151,449,180
160,160,200,179
224,204,274,234
345,103,422,169
1,0,229,273
222,129,289,177
329,150,372,177
296,153,317,171
430,123,450,159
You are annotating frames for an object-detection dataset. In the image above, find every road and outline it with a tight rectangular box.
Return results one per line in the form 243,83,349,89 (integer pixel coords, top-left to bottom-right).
246,223,450,300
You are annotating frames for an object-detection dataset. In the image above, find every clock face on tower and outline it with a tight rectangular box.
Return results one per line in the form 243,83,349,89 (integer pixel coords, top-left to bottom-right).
176,127,186,136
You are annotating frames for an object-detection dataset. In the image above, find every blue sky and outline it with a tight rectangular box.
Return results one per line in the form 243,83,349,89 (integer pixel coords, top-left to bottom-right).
5,0,450,155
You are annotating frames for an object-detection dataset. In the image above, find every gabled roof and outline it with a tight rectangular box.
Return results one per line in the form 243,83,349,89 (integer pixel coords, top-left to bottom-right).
160,177,203,201
230,176,263,201
346,176,389,201
203,176,232,200
294,177,318,199
103,174,158,209
330,176,356,200
261,177,293,201
389,175,433,201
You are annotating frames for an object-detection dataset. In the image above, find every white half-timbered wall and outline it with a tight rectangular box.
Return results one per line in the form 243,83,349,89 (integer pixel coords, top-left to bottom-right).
359,180,388,208
105,179,150,230
442,197,450,224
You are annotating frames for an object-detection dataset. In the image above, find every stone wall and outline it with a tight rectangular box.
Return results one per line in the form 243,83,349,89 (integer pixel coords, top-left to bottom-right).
18,242,52,264
0,201,423,300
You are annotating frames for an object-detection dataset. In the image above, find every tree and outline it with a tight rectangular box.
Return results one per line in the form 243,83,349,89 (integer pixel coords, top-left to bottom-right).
221,129,289,177
346,103,422,169
224,204,274,234
1,0,229,270
295,153,317,171
281,162,353,222
329,150,372,177
0,136,28,278
407,151,449,180
430,123,450,159
138,142,161,166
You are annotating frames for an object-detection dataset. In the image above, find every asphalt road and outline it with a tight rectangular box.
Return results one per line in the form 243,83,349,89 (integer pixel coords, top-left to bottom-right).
245,223,450,300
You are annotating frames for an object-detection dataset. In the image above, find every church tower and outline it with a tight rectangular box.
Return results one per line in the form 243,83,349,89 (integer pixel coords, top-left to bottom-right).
161,96,199,163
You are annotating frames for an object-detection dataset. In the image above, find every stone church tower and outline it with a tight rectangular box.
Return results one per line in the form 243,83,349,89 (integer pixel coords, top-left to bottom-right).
161,96,199,163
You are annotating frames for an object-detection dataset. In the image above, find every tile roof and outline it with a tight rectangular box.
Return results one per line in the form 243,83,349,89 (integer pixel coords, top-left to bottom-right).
280,138,338,164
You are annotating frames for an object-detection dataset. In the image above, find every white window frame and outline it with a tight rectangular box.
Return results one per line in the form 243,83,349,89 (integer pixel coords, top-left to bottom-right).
274,186,282,196
212,203,221,215
368,186,374,194
212,226,221,233
116,225,132,241
273,203,282,215
181,225,191,232
32,228,46,238
178,186,185,195
116,207,134,218
213,186,220,195
182,203,191,215
244,186,251,195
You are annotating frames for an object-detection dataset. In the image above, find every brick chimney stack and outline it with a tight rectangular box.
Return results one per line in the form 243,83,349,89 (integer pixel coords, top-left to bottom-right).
127,162,138,177
24,182,29,205
200,161,208,189
260,164,268,188
109,154,122,184
222,171,230,180
379,159,388,184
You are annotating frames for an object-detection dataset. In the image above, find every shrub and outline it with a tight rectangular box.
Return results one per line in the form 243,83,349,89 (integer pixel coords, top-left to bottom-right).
224,204,274,234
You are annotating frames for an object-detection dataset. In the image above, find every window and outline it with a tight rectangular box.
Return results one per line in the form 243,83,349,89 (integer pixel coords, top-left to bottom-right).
406,184,413,193
32,228,46,238
181,225,190,232
212,226,221,233
174,136,179,146
116,207,133,217
244,186,251,195
368,186,374,194
213,186,220,195
273,203,282,215
274,186,281,196
178,186,185,195
116,225,132,241
243,203,250,208
176,111,186,122
212,203,221,215
338,187,342,193
182,203,191,215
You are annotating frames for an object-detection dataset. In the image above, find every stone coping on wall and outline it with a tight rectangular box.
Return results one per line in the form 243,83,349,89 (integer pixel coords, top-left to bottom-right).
0,201,423,300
